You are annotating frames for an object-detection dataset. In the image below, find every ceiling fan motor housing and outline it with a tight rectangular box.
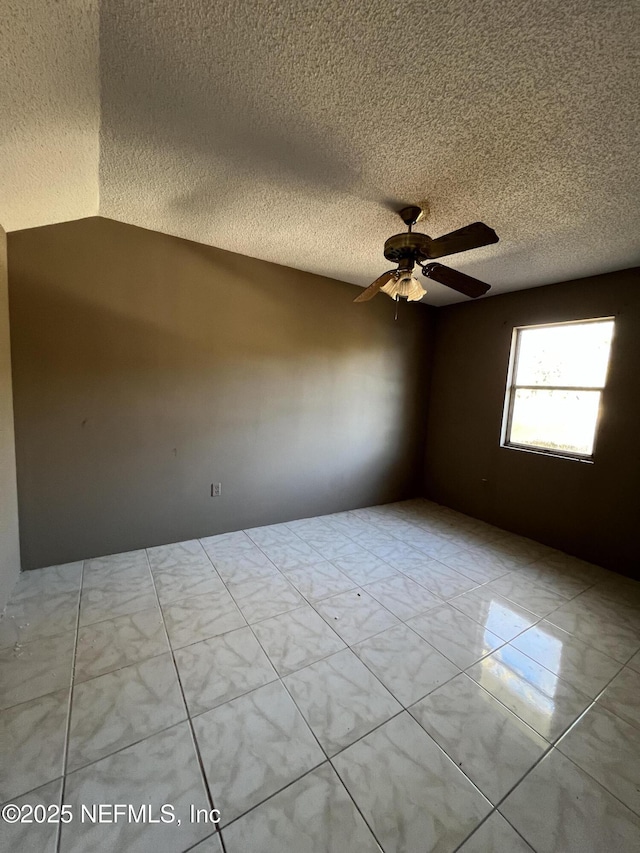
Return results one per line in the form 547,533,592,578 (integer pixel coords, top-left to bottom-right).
354,211,497,304
383,232,430,264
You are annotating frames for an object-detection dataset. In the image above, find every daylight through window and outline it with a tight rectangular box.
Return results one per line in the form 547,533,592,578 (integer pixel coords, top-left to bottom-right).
502,318,615,459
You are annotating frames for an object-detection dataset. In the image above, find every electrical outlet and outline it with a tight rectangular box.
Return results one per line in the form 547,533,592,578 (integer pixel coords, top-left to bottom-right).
211,483,222,497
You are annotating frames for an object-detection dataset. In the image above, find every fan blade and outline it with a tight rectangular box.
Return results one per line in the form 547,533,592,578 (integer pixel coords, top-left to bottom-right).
423,262,491,298
353,270,397,303
425,222,498,259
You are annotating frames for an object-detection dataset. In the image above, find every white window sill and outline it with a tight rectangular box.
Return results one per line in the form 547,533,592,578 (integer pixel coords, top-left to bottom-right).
500,443,595,464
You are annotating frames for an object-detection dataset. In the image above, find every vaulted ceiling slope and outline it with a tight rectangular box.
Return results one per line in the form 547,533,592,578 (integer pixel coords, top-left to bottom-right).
2,1,639,304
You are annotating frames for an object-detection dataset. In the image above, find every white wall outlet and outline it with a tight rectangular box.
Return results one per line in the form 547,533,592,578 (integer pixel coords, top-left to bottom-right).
211,483,222,497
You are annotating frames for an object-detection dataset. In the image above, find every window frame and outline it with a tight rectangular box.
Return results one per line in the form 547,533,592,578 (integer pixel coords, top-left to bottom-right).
501,317,615,462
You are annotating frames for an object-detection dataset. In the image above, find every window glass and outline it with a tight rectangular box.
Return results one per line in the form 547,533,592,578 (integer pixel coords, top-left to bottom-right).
510,389,601,456
504,318,614,459
516,321,614,387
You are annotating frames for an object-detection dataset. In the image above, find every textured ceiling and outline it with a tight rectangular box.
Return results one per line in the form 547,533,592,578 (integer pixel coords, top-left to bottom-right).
2,1,639,305
0,1,99,231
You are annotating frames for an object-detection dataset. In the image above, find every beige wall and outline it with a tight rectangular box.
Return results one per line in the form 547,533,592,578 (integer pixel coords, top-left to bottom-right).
9,217,433,569
0,225,20,604
424,267,640,578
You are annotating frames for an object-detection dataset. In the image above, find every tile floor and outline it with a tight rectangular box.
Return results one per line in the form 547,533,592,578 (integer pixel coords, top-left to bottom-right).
2,499,640,852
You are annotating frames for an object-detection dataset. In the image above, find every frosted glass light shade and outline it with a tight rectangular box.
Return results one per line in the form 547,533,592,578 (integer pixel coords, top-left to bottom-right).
380,274,426,302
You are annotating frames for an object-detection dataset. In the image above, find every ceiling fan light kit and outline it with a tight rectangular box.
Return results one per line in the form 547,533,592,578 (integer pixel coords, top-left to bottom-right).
354,206,499,307
380,271,427,302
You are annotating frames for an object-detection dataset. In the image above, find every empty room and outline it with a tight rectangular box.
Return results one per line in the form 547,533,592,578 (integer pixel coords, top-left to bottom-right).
1,1,639,852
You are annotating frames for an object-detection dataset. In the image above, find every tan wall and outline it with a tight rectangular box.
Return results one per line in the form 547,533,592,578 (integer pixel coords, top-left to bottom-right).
0,225,21,604
9,217,433,569
424,267,640,577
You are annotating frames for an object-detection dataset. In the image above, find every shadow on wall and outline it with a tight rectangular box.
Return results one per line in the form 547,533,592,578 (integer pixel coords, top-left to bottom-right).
9,217,433,569
98,3,403,222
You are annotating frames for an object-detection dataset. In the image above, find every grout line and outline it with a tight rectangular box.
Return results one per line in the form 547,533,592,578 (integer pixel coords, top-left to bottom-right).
326,756,389,852
72,647,170,686
211,761,329,833
450,648,640,851
75,601,159,631
55,559,85,853
6,500,638,850
204,511,636,747
198,540,407,848
551,741,640,821
143,550,228,852
57,719,189,776
187,557,330,842
204,536,348,646
182,830,223,852
0,641,81,714
449,805,535,853
0,776,64,809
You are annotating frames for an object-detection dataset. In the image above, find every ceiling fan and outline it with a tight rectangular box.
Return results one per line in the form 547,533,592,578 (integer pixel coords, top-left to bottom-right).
354,206,498,304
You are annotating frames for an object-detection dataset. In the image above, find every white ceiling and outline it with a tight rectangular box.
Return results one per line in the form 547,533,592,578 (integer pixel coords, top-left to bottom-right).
2,1,639,305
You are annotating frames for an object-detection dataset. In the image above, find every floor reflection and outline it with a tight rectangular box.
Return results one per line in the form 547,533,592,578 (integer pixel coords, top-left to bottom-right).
479,605,563,739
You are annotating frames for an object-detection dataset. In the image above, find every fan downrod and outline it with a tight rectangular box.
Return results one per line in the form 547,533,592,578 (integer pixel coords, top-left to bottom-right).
398,206,422,228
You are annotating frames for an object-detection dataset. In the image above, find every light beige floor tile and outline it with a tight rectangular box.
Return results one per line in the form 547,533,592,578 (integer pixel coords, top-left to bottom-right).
300,532,363,561
162,588,245,649
226,573,304,623
67,653,185,771
331,550,399,586
0,690,68,801
244,523,302,548
222,763,382,853
441,549,516,583
5,505,633,853
500,749,640,852
411,673,549,804
457,812,534,852
407,603,504,670
353,623,460,706
283,648,401,755
333,712,491,853
0,632,75,710
486,573,570,617
363,575,442,621
146,539,212,573
511,619,622,698
468,645,592,741
557,702,640,815
627,648,640,673
151,565,226,606
0,562,82,648
174,626,277,714
0,778,62,853
186,833,224,852
79,569,156,626
61,723,210,853
282,561,356,601
75,607,167,682
449,587,538,641
314,589,399,645
597,665,640,729
258,539,324,571
395,559,478,600
546,599,640,663
252,605,345,675
193,681,324,824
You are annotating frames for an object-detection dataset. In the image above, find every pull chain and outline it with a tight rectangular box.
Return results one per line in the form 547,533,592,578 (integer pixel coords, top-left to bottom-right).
394,295,399,320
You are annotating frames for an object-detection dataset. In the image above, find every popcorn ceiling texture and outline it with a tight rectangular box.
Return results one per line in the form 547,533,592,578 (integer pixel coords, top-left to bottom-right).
0,1,99,231
2,1,639,304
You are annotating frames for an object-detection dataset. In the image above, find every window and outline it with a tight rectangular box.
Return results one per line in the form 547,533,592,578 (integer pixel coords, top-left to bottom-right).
502,317,614,460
